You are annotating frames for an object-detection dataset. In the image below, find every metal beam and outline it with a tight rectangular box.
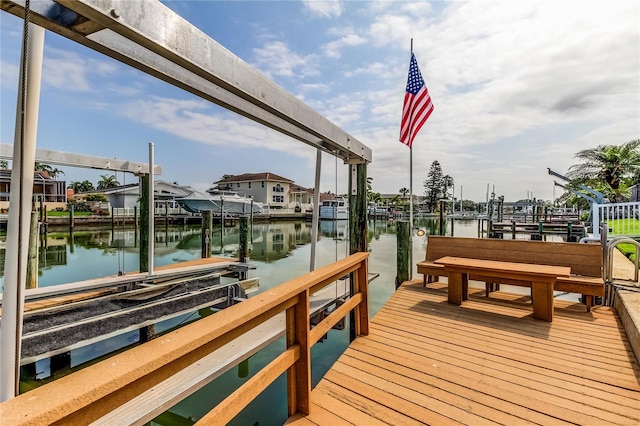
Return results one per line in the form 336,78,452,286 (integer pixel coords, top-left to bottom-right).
1,0,371,163
0,143,162,175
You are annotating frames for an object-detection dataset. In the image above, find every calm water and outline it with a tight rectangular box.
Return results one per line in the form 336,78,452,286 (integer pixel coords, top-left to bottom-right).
1,218,550,425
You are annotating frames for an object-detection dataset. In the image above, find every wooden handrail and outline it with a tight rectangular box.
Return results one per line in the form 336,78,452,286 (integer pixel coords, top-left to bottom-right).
0,252,370,425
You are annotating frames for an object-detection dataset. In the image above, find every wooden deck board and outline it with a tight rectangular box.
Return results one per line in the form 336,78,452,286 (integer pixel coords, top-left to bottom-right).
287,280,640,425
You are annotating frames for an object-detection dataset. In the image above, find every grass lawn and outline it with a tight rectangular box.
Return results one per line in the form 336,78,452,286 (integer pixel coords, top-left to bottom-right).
607,218,640,262
46,210,92,217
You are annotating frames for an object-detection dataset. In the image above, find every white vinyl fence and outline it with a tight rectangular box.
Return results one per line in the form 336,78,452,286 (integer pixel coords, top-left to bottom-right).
592,201,640,238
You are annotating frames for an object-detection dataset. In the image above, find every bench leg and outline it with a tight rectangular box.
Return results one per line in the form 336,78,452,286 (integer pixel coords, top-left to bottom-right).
485,282,499,297
531,280,554,322
585,295,593,312
463,275,469,301
447,272,464,305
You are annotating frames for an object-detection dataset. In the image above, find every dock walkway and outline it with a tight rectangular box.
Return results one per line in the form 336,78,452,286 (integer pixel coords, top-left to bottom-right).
287,280,640,425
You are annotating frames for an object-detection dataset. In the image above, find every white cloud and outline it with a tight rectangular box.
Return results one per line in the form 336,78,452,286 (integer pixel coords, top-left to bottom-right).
302,0,344,18
117,96,312,156
252,41,319,79
42,48,118,92
322,31,367,58
0,60,19,91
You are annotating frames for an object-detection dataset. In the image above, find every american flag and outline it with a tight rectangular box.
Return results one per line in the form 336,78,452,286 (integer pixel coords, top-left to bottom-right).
399,53,434,148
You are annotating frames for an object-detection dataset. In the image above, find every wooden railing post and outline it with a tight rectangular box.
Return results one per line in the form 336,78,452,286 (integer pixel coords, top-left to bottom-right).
354,258,369,336
286,289,311,416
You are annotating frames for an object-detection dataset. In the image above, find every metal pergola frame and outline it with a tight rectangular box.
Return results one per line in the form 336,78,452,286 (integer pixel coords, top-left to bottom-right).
1,0,372,164
0,0,372,403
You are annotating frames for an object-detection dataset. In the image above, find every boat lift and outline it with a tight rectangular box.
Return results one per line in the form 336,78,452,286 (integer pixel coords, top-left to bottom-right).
548,168,607,204
1,0,373,401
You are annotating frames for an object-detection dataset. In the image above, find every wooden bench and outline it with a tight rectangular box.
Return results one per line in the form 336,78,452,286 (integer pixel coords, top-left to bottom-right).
417,236,604,311
435,256,571,321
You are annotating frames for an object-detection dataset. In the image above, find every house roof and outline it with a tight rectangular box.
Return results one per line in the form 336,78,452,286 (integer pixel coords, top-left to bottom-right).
214,172,293,184
289,183,313,193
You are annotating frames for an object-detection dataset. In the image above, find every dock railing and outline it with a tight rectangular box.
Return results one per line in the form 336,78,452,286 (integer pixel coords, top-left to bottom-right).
592,201,640,239
0,252,369,425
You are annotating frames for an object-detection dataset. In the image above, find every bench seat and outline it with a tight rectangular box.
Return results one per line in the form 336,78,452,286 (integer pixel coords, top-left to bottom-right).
417,236,605,312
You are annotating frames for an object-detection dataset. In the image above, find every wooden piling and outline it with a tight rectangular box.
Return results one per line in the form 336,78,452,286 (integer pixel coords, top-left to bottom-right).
26,211,38,289
68,204,74,229
201,210,212,258
348,162,367,342
139,175,149,273
396,221,410,289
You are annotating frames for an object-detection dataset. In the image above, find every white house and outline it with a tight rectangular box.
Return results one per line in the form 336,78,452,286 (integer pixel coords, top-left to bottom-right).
212,172,313,210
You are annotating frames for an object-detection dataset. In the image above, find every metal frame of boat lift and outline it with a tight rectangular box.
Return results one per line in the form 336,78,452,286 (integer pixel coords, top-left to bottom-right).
1,0,373,402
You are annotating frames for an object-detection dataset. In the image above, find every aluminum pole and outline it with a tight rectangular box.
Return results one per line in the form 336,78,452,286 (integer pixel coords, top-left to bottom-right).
409,147,413,280
148,142,154,275
309,149,321,271
1,23,45,402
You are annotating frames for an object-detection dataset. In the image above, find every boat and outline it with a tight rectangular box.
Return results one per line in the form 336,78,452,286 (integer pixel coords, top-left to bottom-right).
319,198,348,220
177,189,263,215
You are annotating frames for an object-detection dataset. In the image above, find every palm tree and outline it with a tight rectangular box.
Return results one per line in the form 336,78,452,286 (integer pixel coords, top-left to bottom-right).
97,174,120,189
567,139,640,202
399,187,410,200
34,162,64,179
69,180,95,193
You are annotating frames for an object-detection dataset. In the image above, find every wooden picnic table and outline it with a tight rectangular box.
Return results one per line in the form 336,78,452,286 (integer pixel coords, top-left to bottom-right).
434,256,571,321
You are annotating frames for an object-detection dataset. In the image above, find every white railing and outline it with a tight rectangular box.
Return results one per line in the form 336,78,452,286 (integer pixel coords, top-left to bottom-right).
592,201,640,238
111,207,191,217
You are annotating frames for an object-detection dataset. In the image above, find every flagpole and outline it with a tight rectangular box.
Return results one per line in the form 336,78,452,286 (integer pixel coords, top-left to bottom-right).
409,38,414,280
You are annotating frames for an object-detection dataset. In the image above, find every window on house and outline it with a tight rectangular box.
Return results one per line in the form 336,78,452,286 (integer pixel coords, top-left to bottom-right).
273,184,284,193
248,182,252,189
236,183,241,188
261,181,265,188
272,195,284,203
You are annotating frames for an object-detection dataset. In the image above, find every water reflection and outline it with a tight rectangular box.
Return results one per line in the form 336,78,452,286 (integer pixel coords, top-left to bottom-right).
0,217,469,286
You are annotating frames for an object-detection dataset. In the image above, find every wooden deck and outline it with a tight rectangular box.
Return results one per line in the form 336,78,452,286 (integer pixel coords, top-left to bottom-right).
287,280,640,425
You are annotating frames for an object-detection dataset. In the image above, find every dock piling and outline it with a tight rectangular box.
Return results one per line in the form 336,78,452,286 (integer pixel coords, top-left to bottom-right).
396,221,410,289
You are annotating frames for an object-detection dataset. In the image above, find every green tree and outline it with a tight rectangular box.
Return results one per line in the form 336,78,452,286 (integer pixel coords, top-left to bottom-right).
423,161,453,212
399,187,410,202
97,174,120,189
85,193,107,202
0,160,8,169
34,162,64,179
69,180,95,193
566,139,640,202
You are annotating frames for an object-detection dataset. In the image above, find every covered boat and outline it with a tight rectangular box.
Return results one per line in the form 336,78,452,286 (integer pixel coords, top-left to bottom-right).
177,190,263,215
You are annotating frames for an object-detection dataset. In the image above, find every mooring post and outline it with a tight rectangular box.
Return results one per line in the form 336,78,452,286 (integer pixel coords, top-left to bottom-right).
68,204,74,230
511,220,516,239
439,200,445,236
450,217,455,236
238,216,249,280
26,211,38,289
396,221,410,289
201,210,212,258
238,358,249,378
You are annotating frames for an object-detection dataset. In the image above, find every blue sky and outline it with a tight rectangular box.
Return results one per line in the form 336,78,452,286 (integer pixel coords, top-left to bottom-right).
1,0,638,202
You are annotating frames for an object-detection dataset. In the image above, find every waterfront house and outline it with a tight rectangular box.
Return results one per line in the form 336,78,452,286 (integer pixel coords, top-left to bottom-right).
0,169,67,212
72,180,194,213
212,172,313,211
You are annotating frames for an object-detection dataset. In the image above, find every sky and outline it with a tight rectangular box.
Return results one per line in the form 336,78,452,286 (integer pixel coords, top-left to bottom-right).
1,0,638,203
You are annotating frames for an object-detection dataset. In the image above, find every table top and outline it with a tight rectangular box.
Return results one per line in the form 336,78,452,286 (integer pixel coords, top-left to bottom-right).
434,256,571,278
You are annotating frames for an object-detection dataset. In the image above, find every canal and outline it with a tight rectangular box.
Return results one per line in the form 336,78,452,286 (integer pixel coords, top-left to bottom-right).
0,218,505,424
